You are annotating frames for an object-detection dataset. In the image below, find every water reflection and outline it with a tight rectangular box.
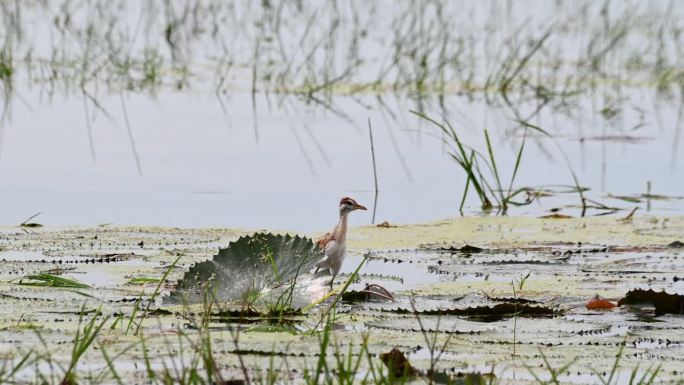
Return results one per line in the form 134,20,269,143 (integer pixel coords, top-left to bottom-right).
0,1,681,230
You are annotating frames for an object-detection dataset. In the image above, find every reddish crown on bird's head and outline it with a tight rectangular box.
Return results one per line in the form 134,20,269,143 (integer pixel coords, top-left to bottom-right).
340,197,356,206
338,197,367,214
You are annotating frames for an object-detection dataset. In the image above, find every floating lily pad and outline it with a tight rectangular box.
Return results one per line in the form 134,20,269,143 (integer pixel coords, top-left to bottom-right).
166,233,323,304
618,289,684,315
341,284,395,303
378,303,558,321
667,241,684,248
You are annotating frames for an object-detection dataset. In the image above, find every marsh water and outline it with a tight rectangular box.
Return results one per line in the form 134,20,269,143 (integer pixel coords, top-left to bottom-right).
0,1,683,231
1,221,684,384
1,1,684,384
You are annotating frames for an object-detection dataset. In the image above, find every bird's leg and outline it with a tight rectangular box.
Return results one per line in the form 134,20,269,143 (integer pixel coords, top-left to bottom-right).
329,271,338,290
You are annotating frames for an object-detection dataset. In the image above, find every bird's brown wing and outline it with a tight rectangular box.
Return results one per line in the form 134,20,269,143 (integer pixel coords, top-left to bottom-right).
316,232,335,249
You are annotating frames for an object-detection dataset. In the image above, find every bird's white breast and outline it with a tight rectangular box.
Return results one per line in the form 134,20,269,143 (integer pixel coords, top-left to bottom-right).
325,239,346,262
318,239,346,278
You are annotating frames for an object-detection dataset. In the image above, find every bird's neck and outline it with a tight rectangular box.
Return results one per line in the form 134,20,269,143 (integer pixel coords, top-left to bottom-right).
333,213,348,242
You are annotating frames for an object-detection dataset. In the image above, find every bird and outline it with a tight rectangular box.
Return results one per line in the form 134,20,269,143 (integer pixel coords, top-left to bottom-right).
315,197,367,285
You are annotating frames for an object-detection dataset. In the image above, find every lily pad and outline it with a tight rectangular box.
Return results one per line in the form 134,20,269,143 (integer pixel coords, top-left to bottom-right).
377,303,558,321
166,233,323,304
667,240,684,248
618,289,684,315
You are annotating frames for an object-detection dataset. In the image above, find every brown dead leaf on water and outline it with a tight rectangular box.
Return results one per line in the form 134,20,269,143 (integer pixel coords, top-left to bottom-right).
376,221,397,228
586,296,617,310
380,348,416,378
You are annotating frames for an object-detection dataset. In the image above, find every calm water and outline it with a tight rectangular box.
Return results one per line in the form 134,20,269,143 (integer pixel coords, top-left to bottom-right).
0,1,682,232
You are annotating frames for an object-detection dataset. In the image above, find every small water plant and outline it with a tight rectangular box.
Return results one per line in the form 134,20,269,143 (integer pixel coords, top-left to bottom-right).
411,111,537,214
18,273,90,289
511,272,531,357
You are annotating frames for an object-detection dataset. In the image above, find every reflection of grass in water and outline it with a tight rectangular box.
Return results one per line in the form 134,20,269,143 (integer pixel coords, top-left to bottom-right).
1,1,682,184
1,1,682,105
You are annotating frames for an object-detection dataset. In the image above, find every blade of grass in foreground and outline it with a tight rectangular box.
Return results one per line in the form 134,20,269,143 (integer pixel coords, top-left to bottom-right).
0,349,33,383
61,304,109,385
134,255,181,335
305,254,369,329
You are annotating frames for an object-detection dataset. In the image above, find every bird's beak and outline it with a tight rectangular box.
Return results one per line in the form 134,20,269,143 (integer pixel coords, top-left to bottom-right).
354,203,367,211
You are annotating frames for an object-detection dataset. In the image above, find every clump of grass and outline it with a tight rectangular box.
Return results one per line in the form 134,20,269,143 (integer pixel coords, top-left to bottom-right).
411,110,536,214
412,109,595,216
527,344,661,385
131,255,180,335
526,349,577,385
591,343,661,385
409,298,455,384
59,305,110,385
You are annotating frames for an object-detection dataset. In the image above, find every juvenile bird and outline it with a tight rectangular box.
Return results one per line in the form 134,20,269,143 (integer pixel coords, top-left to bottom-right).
315,197,367,284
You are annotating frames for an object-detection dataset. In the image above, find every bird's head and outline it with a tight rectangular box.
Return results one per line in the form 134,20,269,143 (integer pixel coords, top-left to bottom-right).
339,197,367,216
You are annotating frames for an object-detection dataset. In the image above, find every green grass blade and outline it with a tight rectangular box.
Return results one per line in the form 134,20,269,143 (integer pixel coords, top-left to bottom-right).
99,344,124,385
507,128,527,205
134,255,181,335
484,129,505,209
18,274,90,289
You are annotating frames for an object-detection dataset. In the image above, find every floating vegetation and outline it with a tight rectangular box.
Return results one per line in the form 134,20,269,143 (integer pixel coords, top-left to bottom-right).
586,296,618,310
167,233,323,305
0,222,682,383
17,273,90,289
126,277,161,285
340,284,395,303
381,303,558,321
619,289,684,315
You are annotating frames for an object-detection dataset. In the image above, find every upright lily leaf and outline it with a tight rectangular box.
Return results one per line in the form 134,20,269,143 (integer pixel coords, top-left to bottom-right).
166,233,323,304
